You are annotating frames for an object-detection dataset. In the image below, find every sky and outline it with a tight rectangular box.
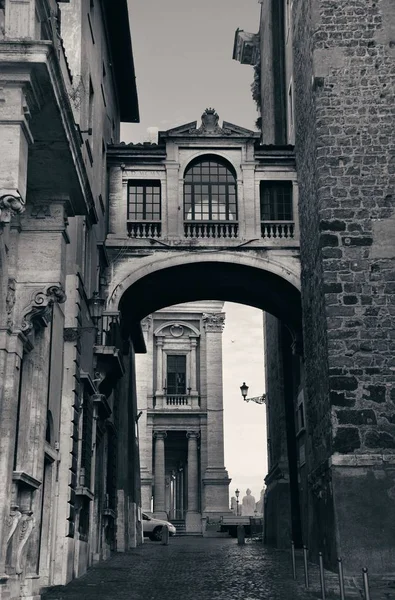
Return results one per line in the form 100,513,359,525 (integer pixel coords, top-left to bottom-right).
123,0,261,143
123,0,267,501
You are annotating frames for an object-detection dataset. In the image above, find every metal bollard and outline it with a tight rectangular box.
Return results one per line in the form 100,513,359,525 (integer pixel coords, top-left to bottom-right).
318,552,326,600
362,568,371,600
237,524,245,545
161,524,169,545
337,557,346,600
291,541,297,580
303,545,309,589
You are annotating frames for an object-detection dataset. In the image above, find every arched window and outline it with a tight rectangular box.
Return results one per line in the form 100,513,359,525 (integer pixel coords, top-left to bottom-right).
184,157,237,221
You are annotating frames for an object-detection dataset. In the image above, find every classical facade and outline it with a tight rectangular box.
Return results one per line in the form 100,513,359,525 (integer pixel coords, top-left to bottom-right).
0,2,142,599
136,302,231,534
235,0,395,575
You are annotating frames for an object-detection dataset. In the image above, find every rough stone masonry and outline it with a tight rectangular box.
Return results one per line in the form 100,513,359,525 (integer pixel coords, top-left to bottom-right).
294,0,395,572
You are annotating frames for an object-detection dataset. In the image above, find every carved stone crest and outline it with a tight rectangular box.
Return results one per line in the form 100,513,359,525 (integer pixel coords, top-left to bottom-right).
191,108,232,136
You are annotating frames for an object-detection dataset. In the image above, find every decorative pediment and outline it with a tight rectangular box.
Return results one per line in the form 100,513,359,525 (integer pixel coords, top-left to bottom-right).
154,321,200,338
160,108,259,139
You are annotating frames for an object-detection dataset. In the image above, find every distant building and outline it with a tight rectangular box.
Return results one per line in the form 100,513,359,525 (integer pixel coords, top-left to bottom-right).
136,302,231,534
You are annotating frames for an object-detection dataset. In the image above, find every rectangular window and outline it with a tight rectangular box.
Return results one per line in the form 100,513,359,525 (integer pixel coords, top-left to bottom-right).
167,355,186,395
127,180,161,221
296,389,306,435
88,78,94,130
288,80,294,142
260,181,293,221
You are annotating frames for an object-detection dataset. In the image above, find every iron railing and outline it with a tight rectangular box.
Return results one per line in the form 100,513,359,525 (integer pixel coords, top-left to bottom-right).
289,540,372,600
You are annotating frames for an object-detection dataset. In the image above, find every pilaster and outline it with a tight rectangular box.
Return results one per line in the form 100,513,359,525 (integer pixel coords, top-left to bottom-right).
136,316,153,512
153,431,167,519
185,431,201,533
201,312,231,516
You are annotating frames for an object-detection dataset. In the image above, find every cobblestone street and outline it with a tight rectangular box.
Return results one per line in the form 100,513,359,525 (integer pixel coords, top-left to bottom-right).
43,538,319,600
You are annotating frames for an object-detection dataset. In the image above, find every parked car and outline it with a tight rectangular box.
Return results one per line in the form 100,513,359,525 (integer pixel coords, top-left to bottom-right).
142,513,176,541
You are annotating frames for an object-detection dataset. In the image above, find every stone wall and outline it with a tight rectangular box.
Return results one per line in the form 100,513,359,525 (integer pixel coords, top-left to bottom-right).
293,0,395,571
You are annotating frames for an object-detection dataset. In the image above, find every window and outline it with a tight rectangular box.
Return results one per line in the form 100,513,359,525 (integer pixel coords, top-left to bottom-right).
296,389,306,435
288,80,294,141
127,181,161,221
167,355,186,395
260,181,293,221
88,79,94,130
184,157,237,221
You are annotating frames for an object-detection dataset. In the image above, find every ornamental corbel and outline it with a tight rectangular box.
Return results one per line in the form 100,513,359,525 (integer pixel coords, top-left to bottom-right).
0,191,26,223
21,284,67,333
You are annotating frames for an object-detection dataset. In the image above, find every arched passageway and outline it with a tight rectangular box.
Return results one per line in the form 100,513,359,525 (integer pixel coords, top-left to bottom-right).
113,258,304,548
117,260,301,334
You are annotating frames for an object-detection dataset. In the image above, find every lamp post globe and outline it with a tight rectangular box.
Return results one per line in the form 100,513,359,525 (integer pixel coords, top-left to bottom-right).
240,382,249,400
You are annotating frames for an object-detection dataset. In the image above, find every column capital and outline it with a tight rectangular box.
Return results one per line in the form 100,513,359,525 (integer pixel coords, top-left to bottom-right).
153,430,167,440
141,315,152,332
186,431,200,440
155,335,165,346
202,313,225,333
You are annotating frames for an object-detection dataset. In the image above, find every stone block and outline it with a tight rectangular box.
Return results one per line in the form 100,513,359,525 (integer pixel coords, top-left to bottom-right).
333,427,360,453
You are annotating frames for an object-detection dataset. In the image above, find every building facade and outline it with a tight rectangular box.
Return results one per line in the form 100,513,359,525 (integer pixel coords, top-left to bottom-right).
0,2,142,599
235,0,395,575
136,302,231,534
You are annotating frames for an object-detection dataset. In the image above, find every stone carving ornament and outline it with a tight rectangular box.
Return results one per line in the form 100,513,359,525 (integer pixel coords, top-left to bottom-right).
15,512,35,574
202,313,225,332
0,192,25,223
170,324,184,337
21,285,67,333
6,278,16,327
191,108,232,136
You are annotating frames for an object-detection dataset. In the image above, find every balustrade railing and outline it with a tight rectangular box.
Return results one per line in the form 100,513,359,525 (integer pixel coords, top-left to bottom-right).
127,221,161,239
261,220,295,240
184,221,238,239
166,395,190,406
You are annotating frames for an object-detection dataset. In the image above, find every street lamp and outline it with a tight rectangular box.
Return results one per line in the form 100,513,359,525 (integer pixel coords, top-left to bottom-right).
89,291,105,344
240,382,266,405
235,488,240,516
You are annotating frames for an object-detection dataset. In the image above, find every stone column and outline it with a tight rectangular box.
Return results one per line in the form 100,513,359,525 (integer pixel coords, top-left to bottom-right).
153,432,167,519
202,313,231,518
185,432,201,533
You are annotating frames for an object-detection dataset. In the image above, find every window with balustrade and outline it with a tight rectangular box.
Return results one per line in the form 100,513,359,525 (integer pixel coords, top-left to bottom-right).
166,355,186,395
184,157,238,238
260,181,294,239
127,180,161,238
